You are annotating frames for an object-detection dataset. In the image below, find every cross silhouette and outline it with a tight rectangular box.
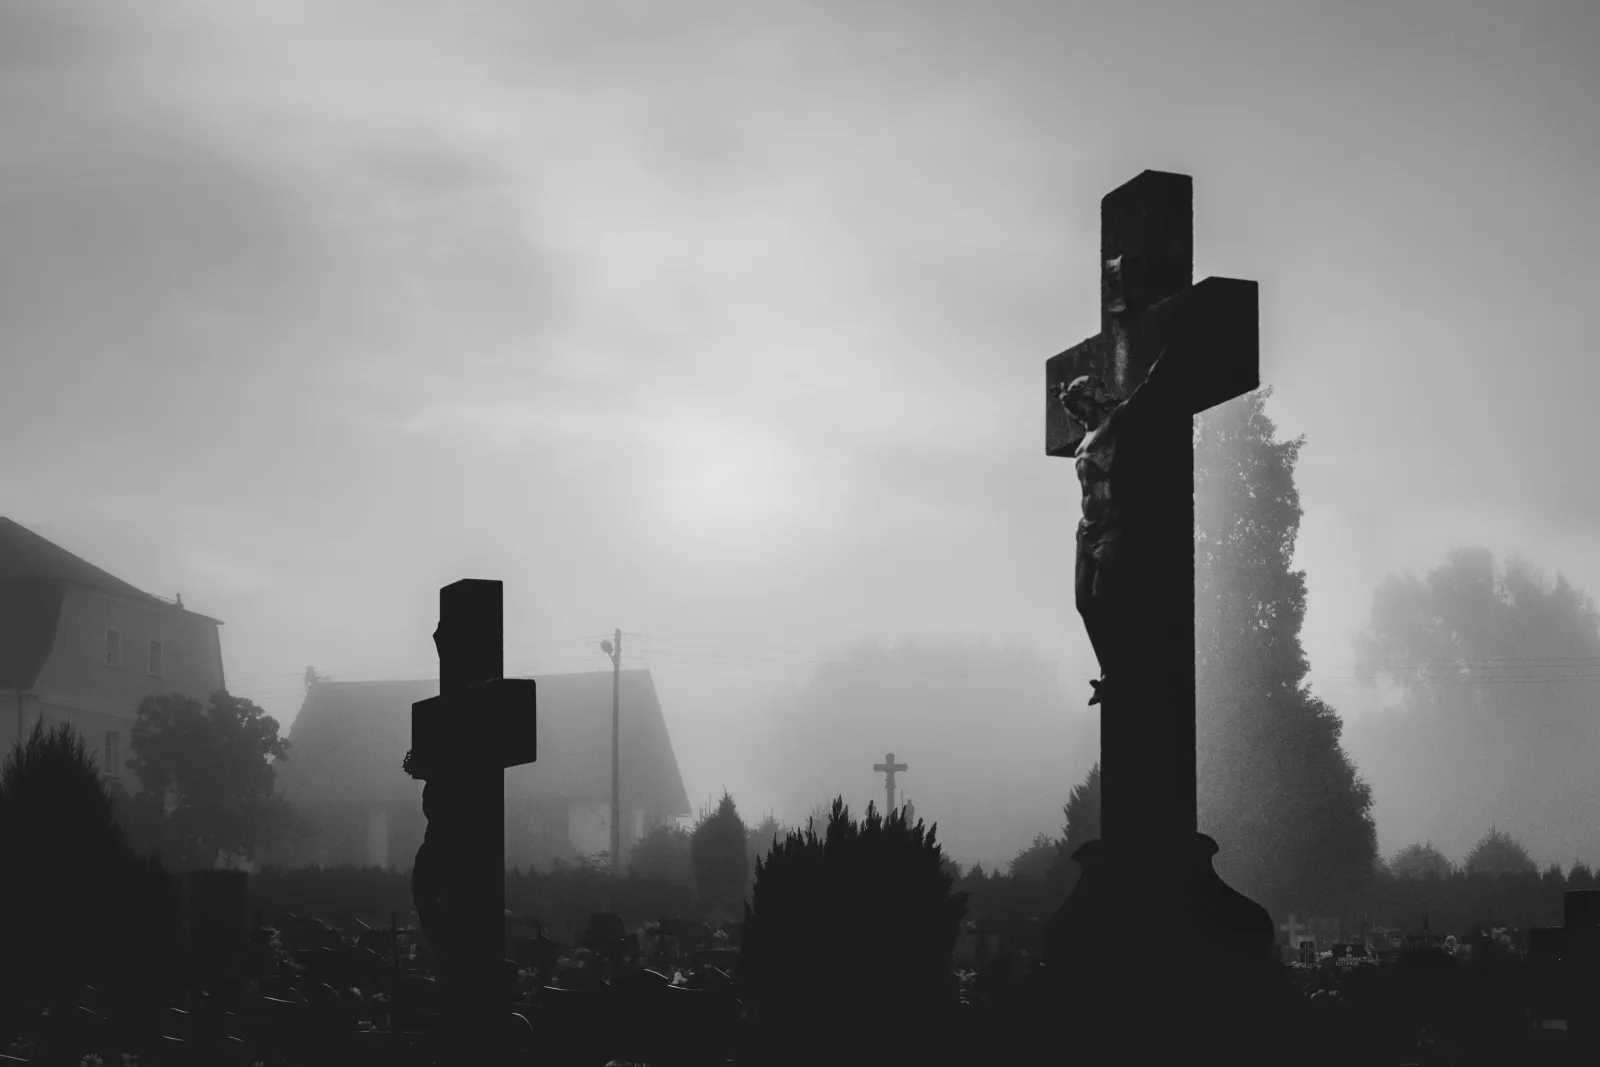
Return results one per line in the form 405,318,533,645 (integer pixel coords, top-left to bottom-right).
872,753,907,818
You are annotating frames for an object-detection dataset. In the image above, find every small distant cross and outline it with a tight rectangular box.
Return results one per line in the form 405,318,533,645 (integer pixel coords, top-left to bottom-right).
1279,914,1307,946
873,753,907,817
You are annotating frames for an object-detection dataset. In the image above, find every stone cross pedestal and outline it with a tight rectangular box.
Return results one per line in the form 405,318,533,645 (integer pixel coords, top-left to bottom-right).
1032,171,1277,1052
407,579,537,1067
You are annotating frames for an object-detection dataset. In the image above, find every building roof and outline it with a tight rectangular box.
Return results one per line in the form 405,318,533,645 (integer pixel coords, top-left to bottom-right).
0,517,224,623
273,671,692,817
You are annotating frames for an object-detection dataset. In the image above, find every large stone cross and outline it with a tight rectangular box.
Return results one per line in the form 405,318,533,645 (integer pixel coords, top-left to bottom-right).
1044,170,1258,851
407,579,537,1066
872,753,906,817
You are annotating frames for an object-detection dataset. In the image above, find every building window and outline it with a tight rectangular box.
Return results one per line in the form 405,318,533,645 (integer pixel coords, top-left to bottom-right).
106,629,121,667
148,640,163,677
104,731,121,776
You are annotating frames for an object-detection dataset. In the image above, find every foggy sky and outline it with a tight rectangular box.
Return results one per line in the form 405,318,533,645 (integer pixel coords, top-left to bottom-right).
5,1,1597,868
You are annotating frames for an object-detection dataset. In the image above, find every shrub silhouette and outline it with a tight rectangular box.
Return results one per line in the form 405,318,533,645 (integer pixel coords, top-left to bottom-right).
742,797,968,1065
628,822,692,887
0,718,182,989
0,720,127,931
1464,827,1537,879
689,791,748,920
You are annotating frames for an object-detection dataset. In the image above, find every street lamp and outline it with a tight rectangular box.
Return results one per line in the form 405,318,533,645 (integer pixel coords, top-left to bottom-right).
600,632,621,879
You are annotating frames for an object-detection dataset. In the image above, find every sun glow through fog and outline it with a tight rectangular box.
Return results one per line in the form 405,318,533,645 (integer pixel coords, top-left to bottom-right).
648,418,824,556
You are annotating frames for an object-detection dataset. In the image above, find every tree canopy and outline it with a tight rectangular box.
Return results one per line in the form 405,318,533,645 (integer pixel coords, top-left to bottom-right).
1388,841,1455,881
1349,548,1600,867
627,823,692,887
1464,827,1538,879
128,689,300,869
1194,390,1378,918
1007,832,1057,882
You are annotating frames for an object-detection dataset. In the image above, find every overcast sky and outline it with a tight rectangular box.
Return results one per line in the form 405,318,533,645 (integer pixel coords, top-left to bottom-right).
4,1,1597,862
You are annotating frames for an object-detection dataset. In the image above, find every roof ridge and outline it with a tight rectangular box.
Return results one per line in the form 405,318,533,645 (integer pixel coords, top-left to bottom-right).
0,516,164,604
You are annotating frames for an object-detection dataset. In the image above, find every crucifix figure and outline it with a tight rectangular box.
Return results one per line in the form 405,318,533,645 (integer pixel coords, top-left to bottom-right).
1036,171,1274,1004
403,580,537,1067
872,753,906,818
1043,168,1258,852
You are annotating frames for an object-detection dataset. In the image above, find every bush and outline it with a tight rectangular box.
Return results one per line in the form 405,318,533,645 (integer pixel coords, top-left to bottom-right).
0,718,182,990
689,791,748,920
742,798,967,1065
628,823,692,887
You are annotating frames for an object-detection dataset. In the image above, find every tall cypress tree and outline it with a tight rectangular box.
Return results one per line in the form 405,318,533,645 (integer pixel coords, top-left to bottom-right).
1194,390,1377,919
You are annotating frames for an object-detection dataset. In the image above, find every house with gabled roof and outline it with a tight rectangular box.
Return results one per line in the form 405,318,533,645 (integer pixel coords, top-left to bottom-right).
266,670,692,873
0,517,227,791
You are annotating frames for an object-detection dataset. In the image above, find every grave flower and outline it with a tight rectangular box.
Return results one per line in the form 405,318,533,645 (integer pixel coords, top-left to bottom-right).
79,1055,104,1067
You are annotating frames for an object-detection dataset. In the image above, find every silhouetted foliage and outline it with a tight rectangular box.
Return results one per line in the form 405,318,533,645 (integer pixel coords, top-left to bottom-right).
1465,827,1537,879
1351,858,1578,936
0,718,182,989
129,690,304,868
2,716,124,860
746,798,966,933
1390,841,1456,880
745,811,783,868
688,790,748,918
627,823,692,887
1007,832,1057,881
1062,760,1101,853
1043,760,1101,902
742,798,967,1064
1195,391,1378,917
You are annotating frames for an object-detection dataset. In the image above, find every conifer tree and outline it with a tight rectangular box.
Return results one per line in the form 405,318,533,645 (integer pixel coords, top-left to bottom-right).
689,791,748,918
1194,391,1378,917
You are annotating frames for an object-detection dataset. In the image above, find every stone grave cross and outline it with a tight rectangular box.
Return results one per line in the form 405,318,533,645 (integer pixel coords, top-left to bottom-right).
873,753,907,818
1044,169,1258,851
406,579,537,1067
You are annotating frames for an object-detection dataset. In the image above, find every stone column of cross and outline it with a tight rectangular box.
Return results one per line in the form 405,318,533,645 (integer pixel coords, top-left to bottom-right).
1043,169,1259,851
407,579,537,1067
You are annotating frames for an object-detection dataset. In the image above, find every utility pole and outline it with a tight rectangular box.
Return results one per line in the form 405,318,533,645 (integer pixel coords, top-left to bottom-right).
600,629,622,878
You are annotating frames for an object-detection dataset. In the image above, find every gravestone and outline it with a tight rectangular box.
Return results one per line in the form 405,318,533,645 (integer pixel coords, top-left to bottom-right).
405,579,537,1066
1033,170,1276,1054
